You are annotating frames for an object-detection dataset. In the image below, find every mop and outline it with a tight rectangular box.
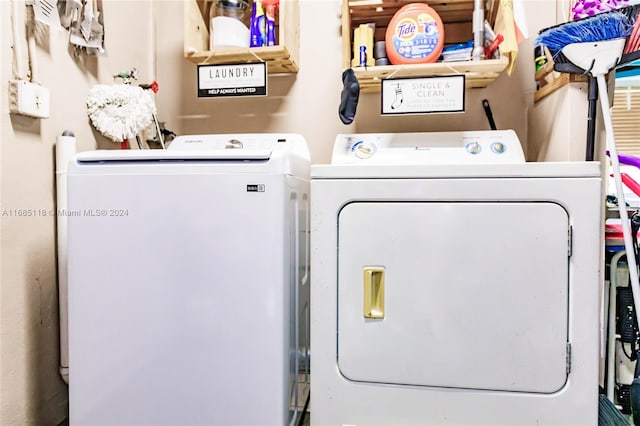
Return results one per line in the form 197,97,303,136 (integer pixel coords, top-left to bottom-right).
86,82,156,146
535,8,637,421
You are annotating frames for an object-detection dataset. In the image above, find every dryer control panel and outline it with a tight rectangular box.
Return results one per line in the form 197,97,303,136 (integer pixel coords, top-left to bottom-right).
332,130,525,165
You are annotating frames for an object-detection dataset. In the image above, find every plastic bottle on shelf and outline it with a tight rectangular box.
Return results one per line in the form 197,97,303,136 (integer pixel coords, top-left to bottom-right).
250,0,266,47
384,3,445,64
351,24,375,67
263,0,279,46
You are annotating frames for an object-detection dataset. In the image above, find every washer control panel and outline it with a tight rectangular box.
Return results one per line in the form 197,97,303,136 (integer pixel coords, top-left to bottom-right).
332,130,525,165
169,134,278,152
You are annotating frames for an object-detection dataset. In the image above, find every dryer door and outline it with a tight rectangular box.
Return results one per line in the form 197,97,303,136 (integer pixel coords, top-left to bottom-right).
337,201,570,393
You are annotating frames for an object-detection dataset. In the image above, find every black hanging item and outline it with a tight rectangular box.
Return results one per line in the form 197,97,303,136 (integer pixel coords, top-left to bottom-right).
482,99,497,130
339,68,360,125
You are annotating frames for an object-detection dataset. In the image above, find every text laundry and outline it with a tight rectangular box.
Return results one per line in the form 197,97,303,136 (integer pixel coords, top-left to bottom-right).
209,67,255,79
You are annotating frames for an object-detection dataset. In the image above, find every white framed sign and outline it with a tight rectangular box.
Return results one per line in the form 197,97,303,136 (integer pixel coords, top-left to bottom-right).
197,63,267,98
381,74,465,115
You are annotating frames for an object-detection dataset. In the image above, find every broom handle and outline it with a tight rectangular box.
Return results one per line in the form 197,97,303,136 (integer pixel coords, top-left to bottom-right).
586,77,598,161
597,73,640,324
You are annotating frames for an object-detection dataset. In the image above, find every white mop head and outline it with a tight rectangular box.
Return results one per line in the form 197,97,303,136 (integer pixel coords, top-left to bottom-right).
86,84,156,143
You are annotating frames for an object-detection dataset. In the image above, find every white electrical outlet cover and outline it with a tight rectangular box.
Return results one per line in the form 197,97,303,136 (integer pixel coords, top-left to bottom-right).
9,80,50,119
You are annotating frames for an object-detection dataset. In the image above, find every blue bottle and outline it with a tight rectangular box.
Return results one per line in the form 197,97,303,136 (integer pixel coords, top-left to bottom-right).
250,0,265,47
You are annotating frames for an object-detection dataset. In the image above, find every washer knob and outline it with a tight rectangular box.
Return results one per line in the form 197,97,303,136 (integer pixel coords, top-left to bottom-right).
491,142,506,154
466,142,481,155
225,139,243,149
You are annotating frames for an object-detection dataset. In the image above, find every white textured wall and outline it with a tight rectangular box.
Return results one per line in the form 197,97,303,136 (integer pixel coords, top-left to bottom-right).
528,83,590,161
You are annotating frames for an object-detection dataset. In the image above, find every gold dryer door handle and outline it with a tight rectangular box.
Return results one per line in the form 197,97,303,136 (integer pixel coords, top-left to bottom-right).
363,267,385,319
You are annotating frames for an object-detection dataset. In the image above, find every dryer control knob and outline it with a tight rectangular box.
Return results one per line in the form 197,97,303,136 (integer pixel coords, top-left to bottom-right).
491,142,506,154
466,142,481,155
353,141,376,159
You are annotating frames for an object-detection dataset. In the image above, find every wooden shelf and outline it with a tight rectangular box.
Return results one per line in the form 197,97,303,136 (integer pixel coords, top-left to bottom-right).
185,45,298,73
343,0,508,93
352,57,509,93
184,0,299,73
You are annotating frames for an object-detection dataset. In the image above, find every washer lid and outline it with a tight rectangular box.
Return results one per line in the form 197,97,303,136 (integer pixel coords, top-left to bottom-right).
76,134,308,163
70,134,310,178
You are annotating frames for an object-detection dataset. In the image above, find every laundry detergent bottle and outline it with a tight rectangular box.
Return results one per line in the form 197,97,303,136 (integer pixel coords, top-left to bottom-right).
385,3,445,64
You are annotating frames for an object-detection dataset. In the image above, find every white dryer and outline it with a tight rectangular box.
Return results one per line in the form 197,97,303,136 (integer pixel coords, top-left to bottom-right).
310,130,602,425
66,134,310,425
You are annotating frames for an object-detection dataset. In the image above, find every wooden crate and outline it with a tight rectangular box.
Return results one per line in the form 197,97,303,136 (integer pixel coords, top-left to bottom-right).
184,0,299,73
342,0,508,92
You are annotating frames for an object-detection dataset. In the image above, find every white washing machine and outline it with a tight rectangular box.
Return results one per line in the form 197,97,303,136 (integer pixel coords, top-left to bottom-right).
66,134,310,425
310,130,603,425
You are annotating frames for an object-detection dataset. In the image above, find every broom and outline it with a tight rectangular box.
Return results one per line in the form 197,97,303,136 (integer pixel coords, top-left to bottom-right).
537,9,635,161
536,9,636,423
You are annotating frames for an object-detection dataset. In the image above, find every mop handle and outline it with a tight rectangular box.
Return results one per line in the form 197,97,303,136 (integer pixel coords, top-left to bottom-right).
597,73,640,321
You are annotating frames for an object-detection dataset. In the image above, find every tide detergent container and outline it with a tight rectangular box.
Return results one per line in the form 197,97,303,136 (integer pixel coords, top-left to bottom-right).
385,3,445,64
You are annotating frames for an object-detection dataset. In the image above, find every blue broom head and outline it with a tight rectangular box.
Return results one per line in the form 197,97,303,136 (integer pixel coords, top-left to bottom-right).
535,10,634,56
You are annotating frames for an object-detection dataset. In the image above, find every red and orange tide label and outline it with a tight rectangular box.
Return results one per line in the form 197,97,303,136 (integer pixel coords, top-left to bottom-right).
385,4,445,64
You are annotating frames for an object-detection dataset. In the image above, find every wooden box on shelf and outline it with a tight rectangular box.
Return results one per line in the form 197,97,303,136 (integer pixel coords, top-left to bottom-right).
184,0,299,73
342,0,509,93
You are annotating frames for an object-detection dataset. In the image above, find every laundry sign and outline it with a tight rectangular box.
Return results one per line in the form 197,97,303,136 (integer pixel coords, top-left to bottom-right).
381,74,465,115
197,63,267,98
